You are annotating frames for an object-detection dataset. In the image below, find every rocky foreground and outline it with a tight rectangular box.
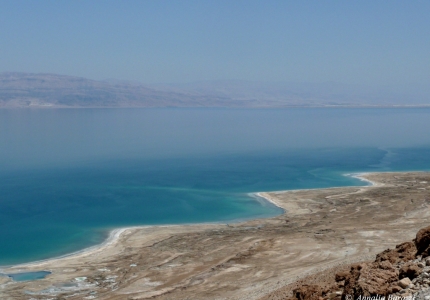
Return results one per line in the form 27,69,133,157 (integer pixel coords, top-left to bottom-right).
1,172,430,299
272,225,430,300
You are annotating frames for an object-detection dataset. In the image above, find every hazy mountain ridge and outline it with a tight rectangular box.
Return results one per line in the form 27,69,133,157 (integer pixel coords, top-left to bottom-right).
157,80,430,106
1,72,429,108
0,72,235,108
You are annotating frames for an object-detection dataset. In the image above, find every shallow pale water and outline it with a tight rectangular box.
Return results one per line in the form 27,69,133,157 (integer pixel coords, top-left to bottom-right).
1,108,430,265
2,271,51,281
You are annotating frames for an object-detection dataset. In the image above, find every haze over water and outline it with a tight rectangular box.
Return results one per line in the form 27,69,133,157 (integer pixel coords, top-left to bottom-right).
1,108,430,265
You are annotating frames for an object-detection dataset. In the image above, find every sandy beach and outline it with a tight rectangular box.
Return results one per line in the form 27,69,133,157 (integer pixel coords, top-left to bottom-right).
1,171,430,299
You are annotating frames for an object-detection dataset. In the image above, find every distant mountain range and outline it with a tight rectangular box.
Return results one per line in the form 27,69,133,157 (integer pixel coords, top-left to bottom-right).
0,72,235,108
1,72,429,108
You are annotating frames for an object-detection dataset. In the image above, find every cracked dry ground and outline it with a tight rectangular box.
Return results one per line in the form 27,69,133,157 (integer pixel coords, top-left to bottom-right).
2,172,430,300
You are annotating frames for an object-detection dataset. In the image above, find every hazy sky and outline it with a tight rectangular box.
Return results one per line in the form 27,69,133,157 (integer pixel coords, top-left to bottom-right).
1,1,429,87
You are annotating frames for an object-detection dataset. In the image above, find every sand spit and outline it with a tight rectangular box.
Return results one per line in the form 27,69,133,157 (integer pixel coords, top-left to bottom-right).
348,172,384,187
1,172,430,300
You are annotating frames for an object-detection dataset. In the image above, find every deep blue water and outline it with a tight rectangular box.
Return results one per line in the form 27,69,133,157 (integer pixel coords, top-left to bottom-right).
1,108,430,265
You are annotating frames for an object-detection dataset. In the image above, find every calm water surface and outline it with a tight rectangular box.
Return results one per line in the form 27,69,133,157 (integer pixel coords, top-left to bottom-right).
1,108,430,265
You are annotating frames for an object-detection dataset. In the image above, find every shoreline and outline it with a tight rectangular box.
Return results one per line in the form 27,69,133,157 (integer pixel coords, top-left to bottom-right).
254,172,380,209
3,172,378,271
3,223,219,271
346,172,381,187
2,227,131,270
2,171,430,299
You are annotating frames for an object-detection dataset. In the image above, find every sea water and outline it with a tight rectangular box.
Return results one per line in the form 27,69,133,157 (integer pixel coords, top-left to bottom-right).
1,108,430,265
1,271,51,281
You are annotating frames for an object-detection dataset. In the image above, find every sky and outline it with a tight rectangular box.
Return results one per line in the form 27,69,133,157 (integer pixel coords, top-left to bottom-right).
1,1,430,88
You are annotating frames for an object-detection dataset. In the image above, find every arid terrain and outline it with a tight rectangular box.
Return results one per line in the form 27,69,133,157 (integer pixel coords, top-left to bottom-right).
1,172,430,300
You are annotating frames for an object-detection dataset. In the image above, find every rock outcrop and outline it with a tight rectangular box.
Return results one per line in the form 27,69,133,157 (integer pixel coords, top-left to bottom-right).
416,226,430,257
288,226,430,300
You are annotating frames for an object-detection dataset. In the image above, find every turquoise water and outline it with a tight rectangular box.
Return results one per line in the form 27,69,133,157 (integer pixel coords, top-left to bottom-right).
2,271,51,281
1,108,430,265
